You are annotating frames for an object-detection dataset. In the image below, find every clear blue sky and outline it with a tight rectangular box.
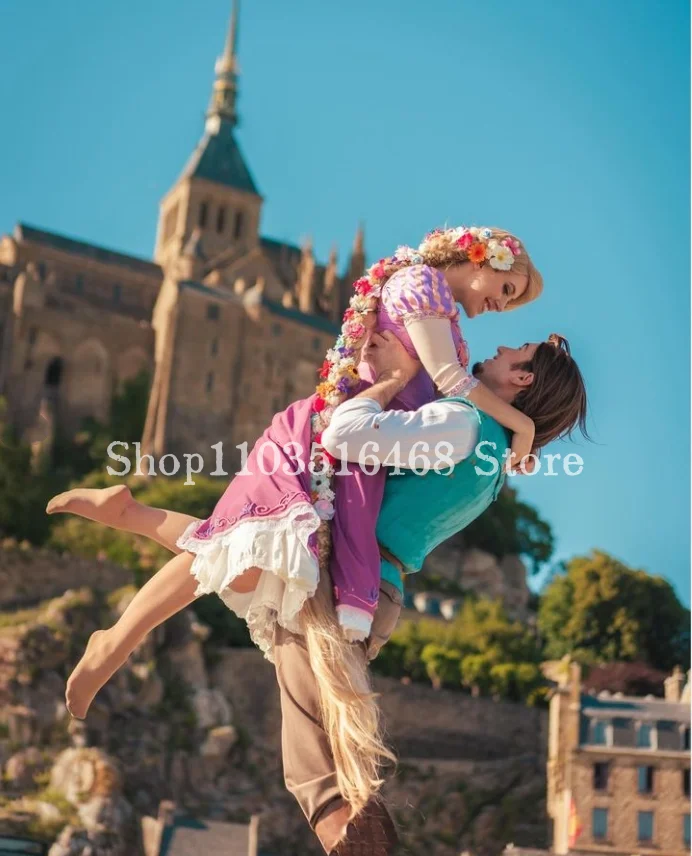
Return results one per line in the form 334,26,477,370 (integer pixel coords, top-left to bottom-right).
1,0,689,604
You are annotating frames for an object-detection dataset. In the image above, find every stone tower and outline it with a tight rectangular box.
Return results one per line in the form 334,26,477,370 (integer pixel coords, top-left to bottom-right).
154,0,263,271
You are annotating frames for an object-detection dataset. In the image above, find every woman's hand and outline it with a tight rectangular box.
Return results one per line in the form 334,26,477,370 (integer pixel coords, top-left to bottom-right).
507,425,537,475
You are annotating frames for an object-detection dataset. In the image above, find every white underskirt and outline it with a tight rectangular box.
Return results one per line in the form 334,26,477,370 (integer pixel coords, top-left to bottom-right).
176,502,321,661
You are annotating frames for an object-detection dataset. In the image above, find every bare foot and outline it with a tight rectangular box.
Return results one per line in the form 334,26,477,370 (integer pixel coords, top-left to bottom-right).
65,628,128,720
46,484,132,525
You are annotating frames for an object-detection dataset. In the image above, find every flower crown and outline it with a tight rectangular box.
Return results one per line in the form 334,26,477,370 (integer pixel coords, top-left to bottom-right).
307,226,523,523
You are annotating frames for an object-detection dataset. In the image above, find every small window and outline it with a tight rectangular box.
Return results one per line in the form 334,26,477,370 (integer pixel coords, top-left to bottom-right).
206,372,214,393
591,720,608,746
684,814,690,847
683,768,690,797
637,766,654,794
216,206,226,234
683,727,690,751
593,762,609,791
592,808,608,840
637,723,653,748
210,338,218,357
75,274,84,294
113,284,122,304
234,210,244,240
28,327,37,346
199,201,209,228
637,810,654,843
312,337,322,352
37,262,46,279
207,304,220,321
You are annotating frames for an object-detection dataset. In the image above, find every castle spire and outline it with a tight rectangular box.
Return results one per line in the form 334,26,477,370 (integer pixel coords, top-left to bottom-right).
207,0,240,130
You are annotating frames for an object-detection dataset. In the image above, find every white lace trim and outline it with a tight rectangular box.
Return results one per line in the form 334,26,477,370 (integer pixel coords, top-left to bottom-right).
177,503,321,661
447,374,479,398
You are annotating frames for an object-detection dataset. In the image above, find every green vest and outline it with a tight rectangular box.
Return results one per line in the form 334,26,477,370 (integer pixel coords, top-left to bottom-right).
375,397,510,591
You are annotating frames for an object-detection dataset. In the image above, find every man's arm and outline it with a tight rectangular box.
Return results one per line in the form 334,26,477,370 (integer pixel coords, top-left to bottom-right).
321,332,479,469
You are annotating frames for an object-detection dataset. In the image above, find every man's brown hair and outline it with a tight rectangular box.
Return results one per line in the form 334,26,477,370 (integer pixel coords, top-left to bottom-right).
513,334,589,451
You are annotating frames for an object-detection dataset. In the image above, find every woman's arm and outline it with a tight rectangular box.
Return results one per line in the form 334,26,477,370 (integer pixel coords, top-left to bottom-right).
406,316,535,466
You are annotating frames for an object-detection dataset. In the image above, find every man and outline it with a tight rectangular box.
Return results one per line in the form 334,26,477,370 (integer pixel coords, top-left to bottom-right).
274,330,588,855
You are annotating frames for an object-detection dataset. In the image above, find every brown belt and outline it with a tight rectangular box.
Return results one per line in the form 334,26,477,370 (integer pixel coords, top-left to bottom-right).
378,542,405,580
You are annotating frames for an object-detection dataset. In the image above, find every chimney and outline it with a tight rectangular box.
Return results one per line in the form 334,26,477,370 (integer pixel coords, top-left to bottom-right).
664,665,685,703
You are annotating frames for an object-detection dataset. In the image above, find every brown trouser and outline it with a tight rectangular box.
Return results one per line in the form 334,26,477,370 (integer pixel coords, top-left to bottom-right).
273,580,403,828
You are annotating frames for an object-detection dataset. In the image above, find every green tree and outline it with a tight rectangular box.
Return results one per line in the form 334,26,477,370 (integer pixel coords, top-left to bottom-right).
460,652,495,696
421,644,462,690
538,550,690,672
458,484,554,573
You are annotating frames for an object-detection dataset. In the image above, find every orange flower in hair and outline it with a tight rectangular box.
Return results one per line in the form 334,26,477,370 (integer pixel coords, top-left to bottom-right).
467,242,487,264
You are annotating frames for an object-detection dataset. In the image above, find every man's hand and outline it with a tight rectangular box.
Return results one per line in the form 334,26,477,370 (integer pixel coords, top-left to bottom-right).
362,331,421,383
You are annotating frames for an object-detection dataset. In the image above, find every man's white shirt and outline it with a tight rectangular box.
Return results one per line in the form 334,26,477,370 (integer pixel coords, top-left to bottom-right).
320,397,479,472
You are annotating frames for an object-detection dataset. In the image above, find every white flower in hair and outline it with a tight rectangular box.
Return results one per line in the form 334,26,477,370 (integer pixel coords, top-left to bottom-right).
469,227,480,238
488,243,514,271
480,228,493,240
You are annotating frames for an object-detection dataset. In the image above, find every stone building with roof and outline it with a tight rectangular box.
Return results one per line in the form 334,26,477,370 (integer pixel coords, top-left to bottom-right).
547,660,690,855
0,1,364,463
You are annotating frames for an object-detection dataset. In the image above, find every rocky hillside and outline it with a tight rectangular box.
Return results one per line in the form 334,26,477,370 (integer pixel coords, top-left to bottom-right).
0,547,548,855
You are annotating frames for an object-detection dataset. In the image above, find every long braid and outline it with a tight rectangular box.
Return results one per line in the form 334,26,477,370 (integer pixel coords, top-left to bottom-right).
302,226,541,822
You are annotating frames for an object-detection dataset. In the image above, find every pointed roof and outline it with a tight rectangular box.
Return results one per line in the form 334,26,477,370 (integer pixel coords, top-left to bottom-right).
181,120,259,194
181,1,258,195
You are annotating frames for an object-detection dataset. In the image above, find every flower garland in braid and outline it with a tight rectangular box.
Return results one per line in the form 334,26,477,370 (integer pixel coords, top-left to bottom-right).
308,226,523,574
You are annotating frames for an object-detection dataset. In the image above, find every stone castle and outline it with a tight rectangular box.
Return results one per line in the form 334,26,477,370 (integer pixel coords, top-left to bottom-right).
0,1,363,462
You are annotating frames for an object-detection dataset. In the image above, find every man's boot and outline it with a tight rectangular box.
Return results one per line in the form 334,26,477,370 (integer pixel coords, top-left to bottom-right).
315,796,399,855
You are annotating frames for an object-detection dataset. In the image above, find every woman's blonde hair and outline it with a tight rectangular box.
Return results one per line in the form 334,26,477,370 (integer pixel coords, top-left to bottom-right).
300,567,396,824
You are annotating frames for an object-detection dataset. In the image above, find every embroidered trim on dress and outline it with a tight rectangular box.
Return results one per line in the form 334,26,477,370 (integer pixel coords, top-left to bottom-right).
447,375,480,398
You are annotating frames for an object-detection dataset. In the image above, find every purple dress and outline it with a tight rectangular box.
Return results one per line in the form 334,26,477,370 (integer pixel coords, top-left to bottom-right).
177,265,471,658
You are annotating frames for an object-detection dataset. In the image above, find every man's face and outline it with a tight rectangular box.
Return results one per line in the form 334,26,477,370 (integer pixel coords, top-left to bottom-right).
473,342,539,395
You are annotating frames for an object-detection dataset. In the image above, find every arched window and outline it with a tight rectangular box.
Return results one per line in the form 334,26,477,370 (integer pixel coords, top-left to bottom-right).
216,206,226,234
234,210,244,240
45,357,63,387
113,284,122,305
199,201,209,228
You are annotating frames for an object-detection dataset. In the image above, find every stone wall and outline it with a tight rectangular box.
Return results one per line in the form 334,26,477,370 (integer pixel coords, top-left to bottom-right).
0,543,131,610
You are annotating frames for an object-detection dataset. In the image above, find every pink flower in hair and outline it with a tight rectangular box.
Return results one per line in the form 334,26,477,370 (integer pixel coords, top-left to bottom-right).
353,277,371,295
503,237,522,256
456,232,474,251
370,260,387,279
344,321,366,340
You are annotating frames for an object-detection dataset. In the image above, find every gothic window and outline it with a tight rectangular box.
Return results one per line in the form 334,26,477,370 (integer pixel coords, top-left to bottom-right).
210,338,218,357
207,304,220,321
113,284,122,305
75,273,84,294
206,372,214,393
682,726,690,751
199,201,209,229
234,210,244,240
45,357,63,387
216,206,226,234
683,768,690,797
